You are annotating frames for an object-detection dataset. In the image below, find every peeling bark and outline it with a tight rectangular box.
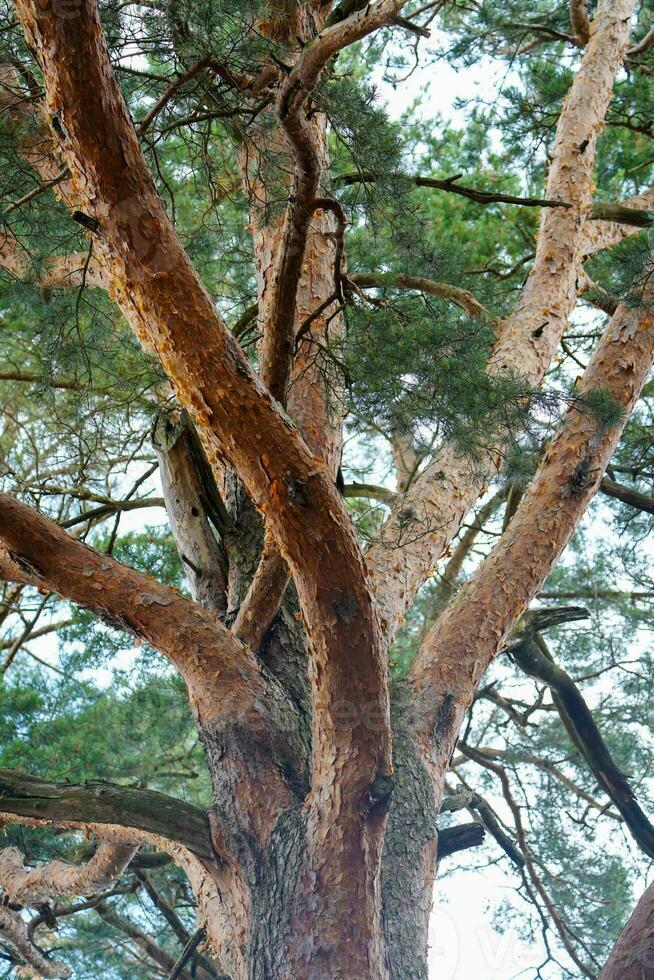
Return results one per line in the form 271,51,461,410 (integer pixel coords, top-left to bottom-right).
8,3,397,971
411,293,654,778
366,0,636,638
0,841,139,906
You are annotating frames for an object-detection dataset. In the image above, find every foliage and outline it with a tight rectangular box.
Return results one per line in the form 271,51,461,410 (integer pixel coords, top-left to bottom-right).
1,0,654,977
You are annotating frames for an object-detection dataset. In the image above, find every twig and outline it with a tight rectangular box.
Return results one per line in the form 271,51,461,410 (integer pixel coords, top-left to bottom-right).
167,927,206,980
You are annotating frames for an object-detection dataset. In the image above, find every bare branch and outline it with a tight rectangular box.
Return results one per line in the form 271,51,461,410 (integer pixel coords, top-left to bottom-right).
343,482,396,504
0,770,213,859
348,272,493,320
436,821,485,859
0,493,252,702
337,170,570,208
627,24,654,57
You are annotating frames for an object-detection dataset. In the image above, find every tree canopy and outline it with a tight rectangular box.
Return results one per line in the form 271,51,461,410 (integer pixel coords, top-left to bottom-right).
1,1,654,977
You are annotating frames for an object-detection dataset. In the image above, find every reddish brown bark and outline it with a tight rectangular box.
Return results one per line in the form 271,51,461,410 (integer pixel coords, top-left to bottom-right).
1,0,651,975
8,1,403,972
600,880,654,978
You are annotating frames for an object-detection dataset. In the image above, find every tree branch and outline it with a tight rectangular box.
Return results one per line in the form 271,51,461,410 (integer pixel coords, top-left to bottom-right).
0,493,279,729
95,902,215,980
337,171,571,208
259,2,406,404
348,272,493,320
410,289,654,788
12,0,395,955
343,482,396,504
0,840,139,906
0,770,214,860
569,0,590,46
600,476,654,514
0,904,70,978
508,625,654,860
436,821,485,859
152,411,228,618
232,529,290,652
365,0,637,639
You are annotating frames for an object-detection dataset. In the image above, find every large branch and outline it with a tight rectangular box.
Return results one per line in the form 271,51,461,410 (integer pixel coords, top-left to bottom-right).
12,1,395,963
0,841,139,906
365,0,636,638
0,770,213,860
0,494,274,723
409,292,654,783
600,880,654,978
248,1,409,638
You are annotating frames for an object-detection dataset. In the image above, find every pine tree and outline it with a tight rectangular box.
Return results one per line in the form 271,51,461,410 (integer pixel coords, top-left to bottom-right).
1,1,654,977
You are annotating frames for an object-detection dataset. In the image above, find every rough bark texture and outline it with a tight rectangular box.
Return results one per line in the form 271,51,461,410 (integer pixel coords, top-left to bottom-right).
152,411,228,618
7,2,400,975
0,0,650,976
600,880,654,978
0,841,139,905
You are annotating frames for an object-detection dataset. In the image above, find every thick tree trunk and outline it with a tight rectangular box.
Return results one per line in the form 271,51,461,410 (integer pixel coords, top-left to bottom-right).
198,706,436,979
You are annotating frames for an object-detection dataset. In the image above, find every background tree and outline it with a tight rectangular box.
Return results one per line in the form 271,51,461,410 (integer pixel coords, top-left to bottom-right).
0,0,653,977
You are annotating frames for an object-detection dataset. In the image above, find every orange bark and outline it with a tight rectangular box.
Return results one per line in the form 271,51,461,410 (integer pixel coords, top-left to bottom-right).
10,1,400,971
366,0,636,637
